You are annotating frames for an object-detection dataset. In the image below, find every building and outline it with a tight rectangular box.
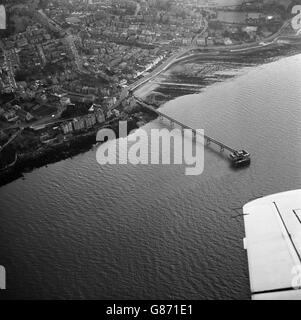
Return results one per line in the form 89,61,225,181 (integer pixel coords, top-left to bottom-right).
60,96,71,107
246,12,266,25
61,122,73,135
72,117,86,132
2,110,19,122
95,108,105,124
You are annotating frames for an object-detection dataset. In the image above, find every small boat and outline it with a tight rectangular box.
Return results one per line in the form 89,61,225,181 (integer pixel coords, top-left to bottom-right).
229,150,251,167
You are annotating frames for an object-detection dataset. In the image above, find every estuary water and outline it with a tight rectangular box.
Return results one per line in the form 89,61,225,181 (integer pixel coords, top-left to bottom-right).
0,54,301,300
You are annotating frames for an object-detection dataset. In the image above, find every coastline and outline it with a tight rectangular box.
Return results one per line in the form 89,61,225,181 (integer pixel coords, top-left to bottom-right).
0,42,301,188
0,114,156,187
136,42,301,103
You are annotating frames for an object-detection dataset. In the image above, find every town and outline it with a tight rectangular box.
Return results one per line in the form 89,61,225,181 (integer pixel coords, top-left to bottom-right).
0,0,295,175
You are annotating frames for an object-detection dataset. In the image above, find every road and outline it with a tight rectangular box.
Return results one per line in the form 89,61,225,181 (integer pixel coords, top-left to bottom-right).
0,129,22,153
37,9,65,35
127,20,295,94
134,2,141,16
65,34,85,73
38,9,86,73
192,17,208,46
202,20,292,53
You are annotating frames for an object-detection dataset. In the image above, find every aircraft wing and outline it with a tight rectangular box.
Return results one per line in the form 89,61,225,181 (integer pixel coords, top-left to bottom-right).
243,190,301,300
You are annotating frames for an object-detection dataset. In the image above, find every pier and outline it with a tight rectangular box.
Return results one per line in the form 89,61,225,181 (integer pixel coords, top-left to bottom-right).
135,97,237,154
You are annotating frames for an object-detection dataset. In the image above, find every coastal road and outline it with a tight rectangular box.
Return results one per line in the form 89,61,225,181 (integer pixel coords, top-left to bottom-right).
112,47,194,108
202,20,293,53
127,19,295,95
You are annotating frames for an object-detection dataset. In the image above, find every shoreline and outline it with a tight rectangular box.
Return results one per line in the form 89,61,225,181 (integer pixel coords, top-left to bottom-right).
0,43,300,188
0,114,157,188
137,42,301,102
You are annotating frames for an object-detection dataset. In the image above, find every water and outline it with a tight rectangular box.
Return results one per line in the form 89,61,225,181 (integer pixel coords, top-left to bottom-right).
1,54,301,300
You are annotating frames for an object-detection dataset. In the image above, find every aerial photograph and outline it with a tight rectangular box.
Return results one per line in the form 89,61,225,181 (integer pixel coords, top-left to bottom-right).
0,0,301,304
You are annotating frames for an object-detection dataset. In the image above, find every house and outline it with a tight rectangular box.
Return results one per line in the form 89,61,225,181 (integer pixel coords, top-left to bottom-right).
246,13,265,25
207,37,214,46
60,96,71,107
84,114,97,129
95,108,105,124
2,110,19,122
224,38,233,45
61,122,73,135
196,38,206,46
243,26,258,40
12,104,22,111
25,112,34,122
266,14,281,23
72,118,86,132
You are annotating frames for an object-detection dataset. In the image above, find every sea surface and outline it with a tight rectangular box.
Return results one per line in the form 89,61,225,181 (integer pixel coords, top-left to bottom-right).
0,54,301,300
